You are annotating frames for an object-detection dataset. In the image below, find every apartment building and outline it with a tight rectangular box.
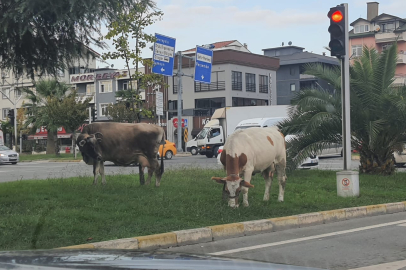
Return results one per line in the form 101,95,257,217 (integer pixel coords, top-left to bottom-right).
167,41,279,123
349,2,406,86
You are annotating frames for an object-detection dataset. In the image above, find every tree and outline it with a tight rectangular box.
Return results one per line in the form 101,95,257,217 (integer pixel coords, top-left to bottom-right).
59,90,92,158
23,80,71,155
278,44,406,175
102,0,164,123
0,0,138,79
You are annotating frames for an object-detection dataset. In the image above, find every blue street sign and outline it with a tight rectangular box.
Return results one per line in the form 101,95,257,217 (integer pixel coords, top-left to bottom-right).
152,33,176,77
194,46,213,84
184,118,188,128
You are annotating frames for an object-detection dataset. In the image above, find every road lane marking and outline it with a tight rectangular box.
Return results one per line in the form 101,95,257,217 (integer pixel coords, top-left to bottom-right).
210,219,406,256
348,259,406,270
397,223,406,227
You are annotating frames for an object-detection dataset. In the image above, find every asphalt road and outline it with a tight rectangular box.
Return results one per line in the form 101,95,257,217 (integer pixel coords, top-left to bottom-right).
1,155,405,183
166,212,406,270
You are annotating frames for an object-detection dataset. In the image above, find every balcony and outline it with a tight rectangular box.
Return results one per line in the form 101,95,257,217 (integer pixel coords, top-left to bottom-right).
393,76,406,87
77,92,95,103
195,81,226,92
375,31,405,43
397,53,406,64
300,74,317,80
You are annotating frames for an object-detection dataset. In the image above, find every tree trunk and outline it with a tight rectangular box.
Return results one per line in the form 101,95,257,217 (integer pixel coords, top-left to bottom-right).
46,129,56,155
54,130,59,156
359,150,396,175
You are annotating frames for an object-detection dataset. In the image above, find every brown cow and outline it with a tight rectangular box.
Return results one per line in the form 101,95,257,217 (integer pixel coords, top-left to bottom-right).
77,122,165,186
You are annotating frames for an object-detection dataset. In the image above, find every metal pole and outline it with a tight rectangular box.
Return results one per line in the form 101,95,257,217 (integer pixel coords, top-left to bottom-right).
176,51,183,153
20,130,22,154
89,107,92,124
342,3,351,171
14,104,17,151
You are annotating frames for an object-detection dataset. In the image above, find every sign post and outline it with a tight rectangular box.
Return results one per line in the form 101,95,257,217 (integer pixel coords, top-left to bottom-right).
156,91,163,126
194,46,213,84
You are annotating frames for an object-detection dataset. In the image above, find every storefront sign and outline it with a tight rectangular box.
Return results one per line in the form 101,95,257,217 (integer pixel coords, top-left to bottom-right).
70,70,129,83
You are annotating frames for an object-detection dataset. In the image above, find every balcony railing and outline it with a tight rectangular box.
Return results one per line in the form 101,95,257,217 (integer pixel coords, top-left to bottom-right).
376,31,405,43
393,76,406,86
195,81,226,92
259,84,268,93
246,83,256,92
397,53,406,64
232,82,242,91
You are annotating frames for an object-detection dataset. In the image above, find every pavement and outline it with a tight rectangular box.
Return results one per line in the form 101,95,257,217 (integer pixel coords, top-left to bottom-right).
1,155,406,183
165,212,406,270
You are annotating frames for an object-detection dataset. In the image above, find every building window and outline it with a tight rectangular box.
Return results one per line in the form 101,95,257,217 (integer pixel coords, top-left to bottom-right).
100,81,112,93
195,97,225,116
290,67,296,76
246,73,256,92
2,88,10,99
2,108,10,120
168,100,183,111
195,71,225,92
58,69,65,77
232,71,242,90
123,82,128,90
232,97,268,107
352,45,363,57
290,83,296,92
354,24,370,33
86,84,95,95
382,44,392,51
100,103,111,116
15,88,22,98
259,75,268,93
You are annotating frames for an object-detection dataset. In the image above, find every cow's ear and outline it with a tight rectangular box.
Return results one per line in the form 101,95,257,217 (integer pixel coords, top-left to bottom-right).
241,180,254,188
79,140,86,147
211,177,226,184
94,132,103,143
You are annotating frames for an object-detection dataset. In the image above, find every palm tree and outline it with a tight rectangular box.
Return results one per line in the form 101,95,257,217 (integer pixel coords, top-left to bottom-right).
23,80,71,155
279,43,406,175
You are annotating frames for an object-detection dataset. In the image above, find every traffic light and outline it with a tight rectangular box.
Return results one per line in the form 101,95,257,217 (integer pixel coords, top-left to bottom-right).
91,107,98,122
328,5,347,58
7,109,14,125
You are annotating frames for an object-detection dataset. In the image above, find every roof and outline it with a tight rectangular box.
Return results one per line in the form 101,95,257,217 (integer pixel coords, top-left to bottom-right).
370,13,406,22
275,51,339,66
183,40,237,52
350,18,370,26
262,45,304,52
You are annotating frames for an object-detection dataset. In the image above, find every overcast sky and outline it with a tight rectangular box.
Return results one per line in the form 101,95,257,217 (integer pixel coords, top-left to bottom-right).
95,0,406,69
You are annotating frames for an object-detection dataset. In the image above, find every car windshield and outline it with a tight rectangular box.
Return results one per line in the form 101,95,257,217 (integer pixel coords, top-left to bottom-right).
196,127,210,139
234,125,261,131
0,145,10,151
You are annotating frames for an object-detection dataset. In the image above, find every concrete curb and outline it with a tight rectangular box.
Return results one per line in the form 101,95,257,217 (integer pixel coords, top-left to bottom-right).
176,153,192,157
59,201,406,250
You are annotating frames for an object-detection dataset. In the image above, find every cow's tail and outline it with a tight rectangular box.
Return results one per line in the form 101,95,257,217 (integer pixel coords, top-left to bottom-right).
159,130,165,175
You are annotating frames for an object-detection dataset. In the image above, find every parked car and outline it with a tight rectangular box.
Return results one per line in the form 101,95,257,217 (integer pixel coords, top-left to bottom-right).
158,140,177,160
394,144,406,167
318,143,343,157
0,145,19,165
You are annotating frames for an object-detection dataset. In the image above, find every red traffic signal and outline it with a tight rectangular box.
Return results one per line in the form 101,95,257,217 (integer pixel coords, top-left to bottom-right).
331,11,343,23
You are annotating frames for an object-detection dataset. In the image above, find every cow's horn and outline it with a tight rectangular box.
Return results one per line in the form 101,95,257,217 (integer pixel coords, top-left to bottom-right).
241,180,254,188
211,177,222,181
79,140,86,147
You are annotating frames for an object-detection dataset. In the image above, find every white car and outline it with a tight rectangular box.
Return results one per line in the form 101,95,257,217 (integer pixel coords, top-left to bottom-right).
216,146,319,169
0,145,19,165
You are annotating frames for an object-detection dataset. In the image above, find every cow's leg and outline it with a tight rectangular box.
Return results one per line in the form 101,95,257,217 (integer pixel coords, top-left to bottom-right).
92,161,100,185
139,164,145,185
100,161,106,185
146,167,154,185
263,163,275,201
242,168,253,207
152,159,162,187
276,159,287,202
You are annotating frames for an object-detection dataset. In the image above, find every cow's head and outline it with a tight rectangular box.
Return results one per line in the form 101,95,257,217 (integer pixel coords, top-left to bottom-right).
212,151,253,208
77,132,103,163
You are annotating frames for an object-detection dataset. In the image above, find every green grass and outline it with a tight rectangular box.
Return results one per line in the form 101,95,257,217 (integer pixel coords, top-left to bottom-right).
19,153,82,162
1,169,406,251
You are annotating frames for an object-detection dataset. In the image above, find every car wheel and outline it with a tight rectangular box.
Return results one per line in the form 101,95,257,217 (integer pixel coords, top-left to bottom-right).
190,147,198,155
206,153,214,158
165,150,173,160
11,162,17,165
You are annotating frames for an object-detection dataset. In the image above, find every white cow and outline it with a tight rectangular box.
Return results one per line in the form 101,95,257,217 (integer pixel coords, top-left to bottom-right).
211,127,287,208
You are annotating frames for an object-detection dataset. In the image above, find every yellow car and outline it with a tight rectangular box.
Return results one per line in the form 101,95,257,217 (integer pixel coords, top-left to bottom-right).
158,140,177,159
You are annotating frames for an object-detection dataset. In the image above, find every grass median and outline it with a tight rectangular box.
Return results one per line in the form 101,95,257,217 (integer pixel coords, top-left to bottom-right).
1,169,406,251
19,153,82,162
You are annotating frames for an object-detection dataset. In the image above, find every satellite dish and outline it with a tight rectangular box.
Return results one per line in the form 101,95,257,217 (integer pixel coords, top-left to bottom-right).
288,41,292,45
374,25,380,32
